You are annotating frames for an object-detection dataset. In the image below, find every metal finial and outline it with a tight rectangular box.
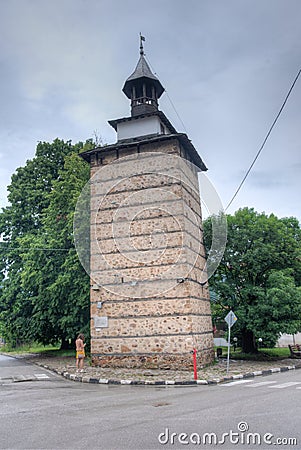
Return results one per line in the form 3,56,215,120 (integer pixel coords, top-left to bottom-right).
139,32,145,55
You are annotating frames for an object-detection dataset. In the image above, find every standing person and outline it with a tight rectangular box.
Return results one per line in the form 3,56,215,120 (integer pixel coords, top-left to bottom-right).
75,333,86,372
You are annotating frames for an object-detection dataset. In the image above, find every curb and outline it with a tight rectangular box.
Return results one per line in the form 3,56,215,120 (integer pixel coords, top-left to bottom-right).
35,362,301,386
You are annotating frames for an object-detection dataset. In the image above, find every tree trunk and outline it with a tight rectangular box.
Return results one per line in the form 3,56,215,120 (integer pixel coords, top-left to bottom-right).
60,337,72,350
241,329,258,353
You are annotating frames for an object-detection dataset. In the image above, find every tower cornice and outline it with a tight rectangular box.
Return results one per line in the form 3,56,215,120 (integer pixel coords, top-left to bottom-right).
80,132,207,172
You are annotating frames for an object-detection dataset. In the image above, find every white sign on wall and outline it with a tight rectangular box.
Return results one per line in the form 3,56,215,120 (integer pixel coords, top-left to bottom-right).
94,316,108,329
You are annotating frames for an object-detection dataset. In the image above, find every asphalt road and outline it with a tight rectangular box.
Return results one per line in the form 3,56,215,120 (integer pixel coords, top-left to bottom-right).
0,354,300,449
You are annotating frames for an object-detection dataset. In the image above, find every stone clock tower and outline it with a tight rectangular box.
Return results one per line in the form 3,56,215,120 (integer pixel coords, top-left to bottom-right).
80,39,214,369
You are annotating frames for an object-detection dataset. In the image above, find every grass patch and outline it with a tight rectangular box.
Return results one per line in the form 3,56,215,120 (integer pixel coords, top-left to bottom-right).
43,348,75,358
259,347,290,358
215,346,290,360
230,352,273,361
0,342,85,359
1,342,60,355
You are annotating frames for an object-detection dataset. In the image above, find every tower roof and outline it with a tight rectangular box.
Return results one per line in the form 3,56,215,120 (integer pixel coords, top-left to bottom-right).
122,44,164,99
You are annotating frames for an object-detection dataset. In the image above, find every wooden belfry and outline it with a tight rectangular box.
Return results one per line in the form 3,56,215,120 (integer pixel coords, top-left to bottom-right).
80,37,214,369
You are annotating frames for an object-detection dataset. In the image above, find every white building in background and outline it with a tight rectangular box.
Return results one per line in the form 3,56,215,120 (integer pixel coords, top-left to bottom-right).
276,333,301,347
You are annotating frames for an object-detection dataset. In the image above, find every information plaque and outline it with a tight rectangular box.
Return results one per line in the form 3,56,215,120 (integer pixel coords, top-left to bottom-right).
94,316,108,329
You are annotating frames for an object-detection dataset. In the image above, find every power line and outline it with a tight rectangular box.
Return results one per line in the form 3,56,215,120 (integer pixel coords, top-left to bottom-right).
225,68,301,211
165,91,188,134
145,54,188,133
0,244,75,252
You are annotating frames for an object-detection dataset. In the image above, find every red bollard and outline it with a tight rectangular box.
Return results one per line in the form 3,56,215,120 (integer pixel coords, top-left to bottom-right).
192,348,198,380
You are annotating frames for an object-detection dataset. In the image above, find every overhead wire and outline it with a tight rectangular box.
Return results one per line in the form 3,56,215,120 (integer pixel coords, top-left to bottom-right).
225,68,301,211
0,243,75,251
1,59,299,255
144,54,188,133
146,54,301,213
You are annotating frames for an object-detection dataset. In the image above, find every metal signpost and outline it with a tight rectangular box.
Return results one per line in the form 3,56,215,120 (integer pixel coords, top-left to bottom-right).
225,310,238,373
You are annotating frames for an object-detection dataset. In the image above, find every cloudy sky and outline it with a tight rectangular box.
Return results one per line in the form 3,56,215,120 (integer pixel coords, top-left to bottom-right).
0,0,300,220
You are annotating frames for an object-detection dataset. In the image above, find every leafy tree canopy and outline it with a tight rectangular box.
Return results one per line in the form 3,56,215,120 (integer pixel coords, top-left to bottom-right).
0,139,90,348
204,208,301,352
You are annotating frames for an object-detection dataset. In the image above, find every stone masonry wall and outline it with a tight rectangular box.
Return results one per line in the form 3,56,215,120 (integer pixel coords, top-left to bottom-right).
89,139,214,369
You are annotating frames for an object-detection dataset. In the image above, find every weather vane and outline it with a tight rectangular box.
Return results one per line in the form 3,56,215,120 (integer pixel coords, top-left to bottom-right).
139,32,145,55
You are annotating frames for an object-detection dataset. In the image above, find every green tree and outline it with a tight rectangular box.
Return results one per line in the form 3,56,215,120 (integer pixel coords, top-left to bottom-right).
204,208,301,352
0,139,91,348
20,152,90,347
252,270,301,346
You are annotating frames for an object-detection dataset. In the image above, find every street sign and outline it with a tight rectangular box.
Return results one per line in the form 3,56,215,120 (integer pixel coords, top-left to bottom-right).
225,311,238,328
225,310,238,374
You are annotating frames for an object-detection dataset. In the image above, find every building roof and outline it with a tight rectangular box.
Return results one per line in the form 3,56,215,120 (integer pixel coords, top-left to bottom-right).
80,132,207,171
122,53,165,99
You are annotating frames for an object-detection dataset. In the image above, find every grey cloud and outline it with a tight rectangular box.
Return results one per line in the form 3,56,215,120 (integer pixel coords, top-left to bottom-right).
0,0,300,221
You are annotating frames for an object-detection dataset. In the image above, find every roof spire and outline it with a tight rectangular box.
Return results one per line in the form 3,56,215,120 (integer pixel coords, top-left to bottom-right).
123,36,164,116
139,32,145,55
